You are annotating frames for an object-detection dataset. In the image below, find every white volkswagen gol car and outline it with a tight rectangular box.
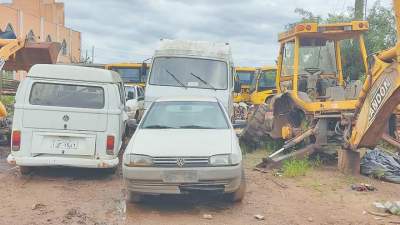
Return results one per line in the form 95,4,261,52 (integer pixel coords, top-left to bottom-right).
123,96,245,203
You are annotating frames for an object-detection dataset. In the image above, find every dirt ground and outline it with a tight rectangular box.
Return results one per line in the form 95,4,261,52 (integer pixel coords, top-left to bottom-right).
0,148,399,225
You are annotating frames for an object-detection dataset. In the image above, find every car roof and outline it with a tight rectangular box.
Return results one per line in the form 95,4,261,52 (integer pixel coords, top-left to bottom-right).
154,96,219,103
28,64,122,83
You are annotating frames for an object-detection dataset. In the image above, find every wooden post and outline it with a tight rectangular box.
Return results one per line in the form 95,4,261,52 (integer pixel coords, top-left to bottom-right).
338,149,361,175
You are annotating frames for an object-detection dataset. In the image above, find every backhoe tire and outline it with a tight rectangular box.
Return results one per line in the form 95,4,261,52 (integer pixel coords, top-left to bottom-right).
227,170,246,202
19,166,33,175
241,104,270,144
127,191,143,203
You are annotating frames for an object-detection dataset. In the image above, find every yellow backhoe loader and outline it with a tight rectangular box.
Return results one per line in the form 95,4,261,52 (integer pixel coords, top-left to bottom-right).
249,66,277,105
242,0,400,174
105,63,150,87
234,67,256,103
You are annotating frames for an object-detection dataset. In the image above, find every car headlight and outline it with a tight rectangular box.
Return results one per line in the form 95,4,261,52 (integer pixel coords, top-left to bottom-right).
124,154,153,167
209,154,231,166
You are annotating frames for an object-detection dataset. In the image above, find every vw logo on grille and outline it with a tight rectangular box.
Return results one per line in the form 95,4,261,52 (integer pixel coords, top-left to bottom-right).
62,115,70,122
176,158,185,167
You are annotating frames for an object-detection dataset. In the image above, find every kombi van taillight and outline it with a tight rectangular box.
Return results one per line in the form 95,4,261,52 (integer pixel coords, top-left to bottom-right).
12,130,21,151
106,135,115,155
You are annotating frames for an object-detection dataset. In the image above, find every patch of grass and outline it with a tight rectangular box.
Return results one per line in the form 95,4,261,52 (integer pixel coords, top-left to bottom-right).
282,158,311,177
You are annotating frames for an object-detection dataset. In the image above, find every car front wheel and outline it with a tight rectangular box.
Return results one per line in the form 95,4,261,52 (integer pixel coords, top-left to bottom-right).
227,170,246,202
127,191,143,203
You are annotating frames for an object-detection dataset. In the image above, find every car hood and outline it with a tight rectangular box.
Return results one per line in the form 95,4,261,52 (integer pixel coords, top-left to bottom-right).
128,129,233,157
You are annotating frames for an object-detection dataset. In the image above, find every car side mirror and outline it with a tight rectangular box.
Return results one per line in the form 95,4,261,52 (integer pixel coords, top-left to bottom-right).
127,119,138,129
234,81,241,93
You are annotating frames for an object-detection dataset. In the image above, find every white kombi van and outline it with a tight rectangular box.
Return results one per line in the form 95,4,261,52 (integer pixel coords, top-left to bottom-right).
145,39,237,119
7,64,128,173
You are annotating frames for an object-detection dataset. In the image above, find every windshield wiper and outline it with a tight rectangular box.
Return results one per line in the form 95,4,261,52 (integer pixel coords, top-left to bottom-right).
189,72,216,90
165,69,187,89
143,125,175,129
179,125,216,129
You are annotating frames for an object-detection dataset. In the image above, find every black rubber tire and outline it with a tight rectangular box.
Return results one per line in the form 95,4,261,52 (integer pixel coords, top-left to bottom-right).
19,166,33,175
228,170,246,202
127,191,143,203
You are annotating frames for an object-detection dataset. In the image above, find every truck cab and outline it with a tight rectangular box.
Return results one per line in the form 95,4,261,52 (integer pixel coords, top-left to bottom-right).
145,39,235,119
250,66,277,105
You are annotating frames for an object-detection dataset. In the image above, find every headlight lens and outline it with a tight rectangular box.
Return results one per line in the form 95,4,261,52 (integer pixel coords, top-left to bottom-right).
124,154,153,167
209,154,231,166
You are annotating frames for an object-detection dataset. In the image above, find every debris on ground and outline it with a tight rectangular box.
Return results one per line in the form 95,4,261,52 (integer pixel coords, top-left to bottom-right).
360,149,400,183
202,214,213,220
31,203,46,210
373,202,400,216
351,183,376,192
254,214,265,220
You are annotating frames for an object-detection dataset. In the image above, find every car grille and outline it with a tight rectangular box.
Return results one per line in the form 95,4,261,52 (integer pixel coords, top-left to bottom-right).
153,157,209,167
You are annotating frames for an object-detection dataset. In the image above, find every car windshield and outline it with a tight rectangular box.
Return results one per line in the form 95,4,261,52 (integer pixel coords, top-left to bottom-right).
299,38,337,76
237,71,255,85
29,82,104,109
111,67,144,83
141,101,229,129
149,57,228,90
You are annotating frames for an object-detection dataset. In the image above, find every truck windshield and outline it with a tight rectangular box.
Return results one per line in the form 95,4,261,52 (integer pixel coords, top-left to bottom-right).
149,57,228,90
29,82,104,109
111,67,146,83
141,101,229,129
299,39,337,76
236,71,255,85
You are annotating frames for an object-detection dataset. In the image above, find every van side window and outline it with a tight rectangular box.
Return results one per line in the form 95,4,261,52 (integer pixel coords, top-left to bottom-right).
29,82,105,109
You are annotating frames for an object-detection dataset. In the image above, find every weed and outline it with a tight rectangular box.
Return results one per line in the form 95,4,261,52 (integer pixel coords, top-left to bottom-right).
282,158,311,177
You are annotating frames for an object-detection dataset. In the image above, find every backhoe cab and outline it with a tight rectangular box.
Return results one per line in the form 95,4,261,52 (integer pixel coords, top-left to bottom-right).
234,67,256,103
249,66,277,105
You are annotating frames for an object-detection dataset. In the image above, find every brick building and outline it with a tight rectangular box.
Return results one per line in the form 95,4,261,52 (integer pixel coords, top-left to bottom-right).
0,0,81,79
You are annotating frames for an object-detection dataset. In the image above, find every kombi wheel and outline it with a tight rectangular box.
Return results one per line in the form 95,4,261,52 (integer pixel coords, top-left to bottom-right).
228,170,246,202
19,166,33,175
127,191,143,203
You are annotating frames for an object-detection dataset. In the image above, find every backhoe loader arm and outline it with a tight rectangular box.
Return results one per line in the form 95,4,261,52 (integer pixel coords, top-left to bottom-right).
346,0,400,150
0,39,25,71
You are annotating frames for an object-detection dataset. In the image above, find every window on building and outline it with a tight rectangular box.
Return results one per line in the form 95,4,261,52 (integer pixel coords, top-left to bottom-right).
61,40,68,55
27,30,36,42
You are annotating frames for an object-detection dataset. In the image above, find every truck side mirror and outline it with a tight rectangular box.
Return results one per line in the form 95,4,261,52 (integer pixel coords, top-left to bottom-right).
140,62,147,77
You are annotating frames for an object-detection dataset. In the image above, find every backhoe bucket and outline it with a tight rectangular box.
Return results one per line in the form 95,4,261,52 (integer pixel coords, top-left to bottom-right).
3,42,61,71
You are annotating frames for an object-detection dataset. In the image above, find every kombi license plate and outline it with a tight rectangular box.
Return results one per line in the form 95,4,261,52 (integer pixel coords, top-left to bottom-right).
163,171,198,183
53,139,79,150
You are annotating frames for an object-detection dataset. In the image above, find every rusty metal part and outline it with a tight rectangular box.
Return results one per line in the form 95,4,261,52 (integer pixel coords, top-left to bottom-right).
3,42,61,71
257,144,319,169
381,133,400,152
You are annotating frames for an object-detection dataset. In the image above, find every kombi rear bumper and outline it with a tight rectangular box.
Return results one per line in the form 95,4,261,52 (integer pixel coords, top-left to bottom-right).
7,154,119,168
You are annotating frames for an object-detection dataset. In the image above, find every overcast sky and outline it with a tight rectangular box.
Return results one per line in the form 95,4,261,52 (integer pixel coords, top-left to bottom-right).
1,0,393,66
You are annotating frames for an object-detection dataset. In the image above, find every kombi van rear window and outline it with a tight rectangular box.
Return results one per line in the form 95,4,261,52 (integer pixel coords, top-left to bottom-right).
29,82,105,109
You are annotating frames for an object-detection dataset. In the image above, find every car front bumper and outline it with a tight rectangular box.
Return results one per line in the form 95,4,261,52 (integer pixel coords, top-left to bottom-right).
7,154,119,168
123,164,243,194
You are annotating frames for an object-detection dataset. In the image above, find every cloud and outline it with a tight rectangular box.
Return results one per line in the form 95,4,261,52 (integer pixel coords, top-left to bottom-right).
1,0,390,66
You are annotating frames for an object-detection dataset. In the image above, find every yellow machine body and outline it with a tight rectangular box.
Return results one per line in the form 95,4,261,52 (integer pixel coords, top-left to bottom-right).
105,63,150,87
234,67,256,103
250,66,277,105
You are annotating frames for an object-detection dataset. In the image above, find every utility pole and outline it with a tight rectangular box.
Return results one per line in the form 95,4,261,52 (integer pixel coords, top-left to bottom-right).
91,46,95,64
355,0,365,20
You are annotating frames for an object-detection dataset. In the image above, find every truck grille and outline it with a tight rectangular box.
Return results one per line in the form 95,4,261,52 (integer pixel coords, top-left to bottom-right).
153,157,209,167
